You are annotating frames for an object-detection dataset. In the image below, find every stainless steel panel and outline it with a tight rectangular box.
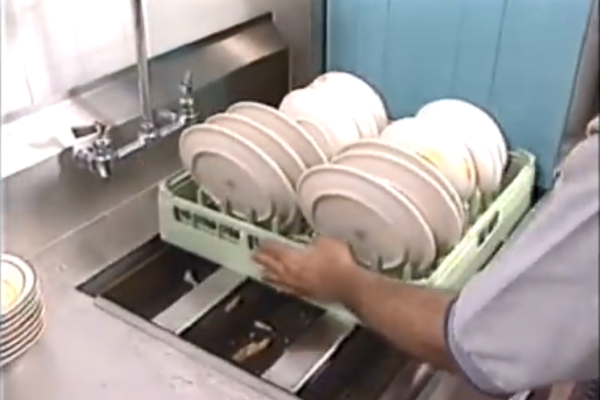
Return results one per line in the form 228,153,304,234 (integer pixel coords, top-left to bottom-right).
271,0,325,86
262,313,355,392
94,296,303,400
1,17,289,259
144,0,324,87
2,0,322,119
153,268,246,335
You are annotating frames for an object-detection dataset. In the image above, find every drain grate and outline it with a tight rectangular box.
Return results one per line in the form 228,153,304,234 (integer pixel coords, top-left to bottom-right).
181,280,323,375
298,329,409,400
78,235,431,400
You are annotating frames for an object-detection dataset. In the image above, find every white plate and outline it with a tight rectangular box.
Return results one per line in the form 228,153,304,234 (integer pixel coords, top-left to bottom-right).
205,113,306,184
419,98,507,166
311,71,388,132
228,101,327,168
333,149,464,254
1,255,36,319
337,139,465,224
278,88,361,151
296,118,335,158
0,283,45,368
382,117,477,200
0,312,45,368
1,299,43,346
417,99,506,194
1,284,41,332
310,81,380,138
297,164,437,273
179,124,298,230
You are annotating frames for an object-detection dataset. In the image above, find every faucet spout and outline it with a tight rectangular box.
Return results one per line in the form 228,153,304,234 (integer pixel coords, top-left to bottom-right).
69,0,200,179
131,0,155,138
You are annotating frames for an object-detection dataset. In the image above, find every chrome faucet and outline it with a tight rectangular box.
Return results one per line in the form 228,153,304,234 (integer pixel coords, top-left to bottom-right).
71,121,114,179
71,0,199,179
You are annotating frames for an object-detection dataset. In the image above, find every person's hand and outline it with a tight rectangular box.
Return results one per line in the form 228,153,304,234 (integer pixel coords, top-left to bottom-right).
252,236,366,303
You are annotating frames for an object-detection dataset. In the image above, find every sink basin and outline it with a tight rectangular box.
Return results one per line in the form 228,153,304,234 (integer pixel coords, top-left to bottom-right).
78,235,434,400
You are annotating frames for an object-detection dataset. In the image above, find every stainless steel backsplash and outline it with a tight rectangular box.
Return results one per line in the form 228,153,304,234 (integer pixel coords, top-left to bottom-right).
2,0,324,117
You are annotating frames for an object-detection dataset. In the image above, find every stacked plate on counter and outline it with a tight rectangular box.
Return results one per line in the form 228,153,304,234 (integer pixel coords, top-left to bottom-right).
1,254,45,367
179,71,509,277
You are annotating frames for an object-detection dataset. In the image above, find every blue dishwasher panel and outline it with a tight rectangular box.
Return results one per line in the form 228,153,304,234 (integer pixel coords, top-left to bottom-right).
326,0,595,187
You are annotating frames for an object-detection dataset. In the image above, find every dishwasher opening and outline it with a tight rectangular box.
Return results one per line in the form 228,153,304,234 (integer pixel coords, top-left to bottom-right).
77,236,434,400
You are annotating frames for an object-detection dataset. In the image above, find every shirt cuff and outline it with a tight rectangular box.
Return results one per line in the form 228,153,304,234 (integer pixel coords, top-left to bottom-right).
443,299,514,398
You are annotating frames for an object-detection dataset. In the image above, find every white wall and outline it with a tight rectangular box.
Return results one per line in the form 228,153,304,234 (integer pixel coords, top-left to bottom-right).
2,0,269,115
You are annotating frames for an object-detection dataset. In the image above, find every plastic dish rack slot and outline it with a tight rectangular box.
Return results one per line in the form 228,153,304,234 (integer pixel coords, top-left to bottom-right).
159,150,536,322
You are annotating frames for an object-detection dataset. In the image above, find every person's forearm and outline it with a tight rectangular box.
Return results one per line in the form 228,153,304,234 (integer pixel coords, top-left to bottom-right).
340,267,458,371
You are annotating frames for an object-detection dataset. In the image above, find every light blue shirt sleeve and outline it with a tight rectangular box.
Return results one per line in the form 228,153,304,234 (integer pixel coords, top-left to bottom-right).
445,134,599,396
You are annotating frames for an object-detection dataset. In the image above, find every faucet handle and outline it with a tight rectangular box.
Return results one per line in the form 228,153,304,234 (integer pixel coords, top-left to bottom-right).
71,121,110,139
178,70,199,125
179,70,193,96
94,121,112,138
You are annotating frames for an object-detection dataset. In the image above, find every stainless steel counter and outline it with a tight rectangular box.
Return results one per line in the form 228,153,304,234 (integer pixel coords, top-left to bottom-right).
2,15,288,258
1,17,296,400
4,188,279,400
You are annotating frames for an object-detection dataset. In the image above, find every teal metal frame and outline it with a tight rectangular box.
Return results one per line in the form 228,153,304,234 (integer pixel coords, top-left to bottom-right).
325,0,596,188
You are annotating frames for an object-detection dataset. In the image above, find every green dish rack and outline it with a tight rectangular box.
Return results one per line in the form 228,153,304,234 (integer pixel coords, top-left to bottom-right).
158,149,536,322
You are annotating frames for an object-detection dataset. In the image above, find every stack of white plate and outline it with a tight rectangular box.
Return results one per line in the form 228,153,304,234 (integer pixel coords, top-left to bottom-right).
180,101,333,232
297,138,467,276
178,73,511,277
293,98,509,275
179,72,388,233
279,71,389,155
381,99,508,199
1,254,45,368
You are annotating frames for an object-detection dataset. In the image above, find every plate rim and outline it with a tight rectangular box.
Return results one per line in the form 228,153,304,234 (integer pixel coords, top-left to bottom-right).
332,149,465,252
295,117,335,158
336,139,465,223
297,163,437,272
1,255,37,319
205,112,307,182
1,301,44,347
228,101,328,168
0,315,45,368
278,89,362,150
1,287,42,335
381,117,478,201
184,123,299,230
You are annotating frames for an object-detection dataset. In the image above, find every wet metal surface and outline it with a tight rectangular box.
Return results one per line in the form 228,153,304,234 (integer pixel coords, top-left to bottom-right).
1,15,288,261
87,235,423,400
262,313,355,392
87,238,433,400
1,17,293,400
153,268,246,335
